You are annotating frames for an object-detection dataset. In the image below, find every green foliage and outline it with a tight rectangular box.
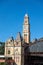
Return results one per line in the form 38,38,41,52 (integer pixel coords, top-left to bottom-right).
0,62,9,65
0,42,5,55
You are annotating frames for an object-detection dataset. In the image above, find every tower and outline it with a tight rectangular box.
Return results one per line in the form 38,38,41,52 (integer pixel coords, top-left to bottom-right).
23,14,30,43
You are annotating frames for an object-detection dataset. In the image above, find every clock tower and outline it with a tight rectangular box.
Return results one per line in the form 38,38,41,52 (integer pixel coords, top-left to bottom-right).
23,14,30,43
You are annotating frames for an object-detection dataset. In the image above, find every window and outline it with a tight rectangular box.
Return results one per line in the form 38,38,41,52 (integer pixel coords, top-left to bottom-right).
8,50,10,54
24,34,27,42
24,34,27,36
15,56,20,63
25,21,27,23
10,40,12,42
9,42,10,44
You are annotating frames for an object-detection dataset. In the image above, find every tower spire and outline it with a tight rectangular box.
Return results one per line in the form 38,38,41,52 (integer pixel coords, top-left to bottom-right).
23,14,30,43
25,13,28,17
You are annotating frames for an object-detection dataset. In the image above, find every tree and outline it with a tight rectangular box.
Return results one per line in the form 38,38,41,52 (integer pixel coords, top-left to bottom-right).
0,42,5,55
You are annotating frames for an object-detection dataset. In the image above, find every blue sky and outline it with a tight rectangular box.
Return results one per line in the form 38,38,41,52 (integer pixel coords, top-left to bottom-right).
0,0,43,42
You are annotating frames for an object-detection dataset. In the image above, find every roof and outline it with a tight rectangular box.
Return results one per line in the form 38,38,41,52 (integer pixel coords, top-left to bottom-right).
23,38,43,56
6,36,14,42
16,32,22,42
25,39,43,56
29,41,43,52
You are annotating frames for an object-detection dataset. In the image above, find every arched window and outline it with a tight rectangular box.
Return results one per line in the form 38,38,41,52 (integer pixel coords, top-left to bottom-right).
8,50,10,54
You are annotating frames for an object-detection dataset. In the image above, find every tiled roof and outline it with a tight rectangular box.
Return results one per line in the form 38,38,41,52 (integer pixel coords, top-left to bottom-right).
29,41,43,52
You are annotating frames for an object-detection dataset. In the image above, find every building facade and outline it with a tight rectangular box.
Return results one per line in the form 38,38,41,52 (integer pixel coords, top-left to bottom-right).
5,14,29,65
5,14,43,65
